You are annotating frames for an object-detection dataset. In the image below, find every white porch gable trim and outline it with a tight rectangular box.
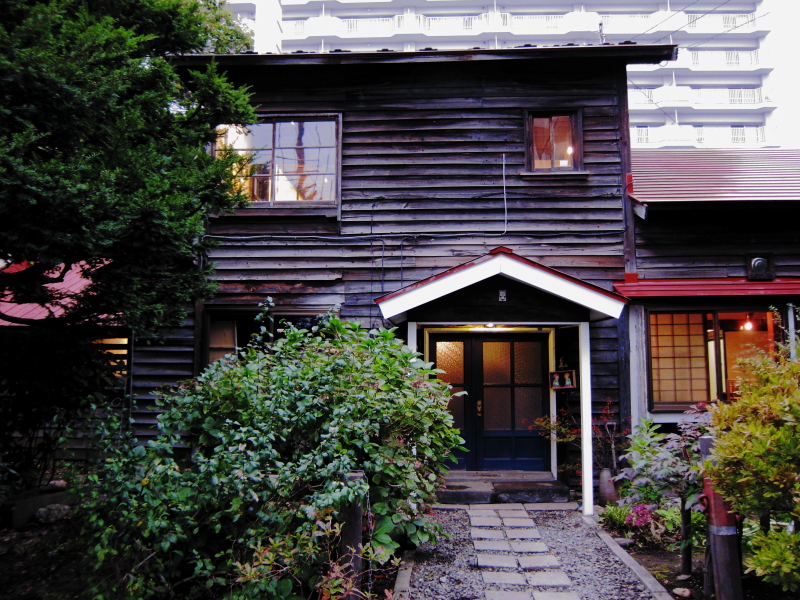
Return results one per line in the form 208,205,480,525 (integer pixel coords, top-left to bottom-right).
376,248,627,322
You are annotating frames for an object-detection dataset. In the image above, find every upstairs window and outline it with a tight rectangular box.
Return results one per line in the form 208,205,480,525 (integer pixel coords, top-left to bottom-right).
525,111,582,172
216,117,339,205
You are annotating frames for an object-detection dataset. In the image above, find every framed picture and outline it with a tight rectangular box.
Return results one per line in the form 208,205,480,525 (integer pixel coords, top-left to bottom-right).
549,369,576,390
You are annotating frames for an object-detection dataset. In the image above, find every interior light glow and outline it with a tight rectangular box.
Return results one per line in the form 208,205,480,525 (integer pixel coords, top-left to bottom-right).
567,146,574,155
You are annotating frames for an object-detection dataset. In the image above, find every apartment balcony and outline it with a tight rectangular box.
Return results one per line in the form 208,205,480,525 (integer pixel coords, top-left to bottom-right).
629,49,771,75
629,86,776,113
631,125,768,149
285,11,611,41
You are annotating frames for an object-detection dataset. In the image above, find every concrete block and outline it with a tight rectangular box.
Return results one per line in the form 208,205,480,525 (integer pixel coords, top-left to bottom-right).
502,517,537,528
497,510,529,518
485,592,532,600
526,571,572,587
471,528,505,539
474,540,512,551
477,554,518,569
532,593,582,600
482,572,528,586
506,528,542,539
510,541,550,553
471,516,503,527
518,555,561,570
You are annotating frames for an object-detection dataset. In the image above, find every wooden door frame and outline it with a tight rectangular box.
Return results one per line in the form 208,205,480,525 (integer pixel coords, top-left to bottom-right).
422,325,557,478
412,320,596,515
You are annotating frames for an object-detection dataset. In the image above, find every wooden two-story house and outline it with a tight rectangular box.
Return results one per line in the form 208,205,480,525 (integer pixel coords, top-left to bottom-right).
127,43,676,508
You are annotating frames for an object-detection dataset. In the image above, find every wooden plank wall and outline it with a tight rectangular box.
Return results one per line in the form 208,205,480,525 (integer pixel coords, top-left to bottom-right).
634,208,800,280
132,57,632,439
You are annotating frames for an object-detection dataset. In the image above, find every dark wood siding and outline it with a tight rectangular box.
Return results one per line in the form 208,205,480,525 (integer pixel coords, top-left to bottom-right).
634,208,800,280
132,54,636,439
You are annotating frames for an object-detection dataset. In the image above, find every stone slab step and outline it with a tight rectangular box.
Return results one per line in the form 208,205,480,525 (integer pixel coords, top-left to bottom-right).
493,481,571,504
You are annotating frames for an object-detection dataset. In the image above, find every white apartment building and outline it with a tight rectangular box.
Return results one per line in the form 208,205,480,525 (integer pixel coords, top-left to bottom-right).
228,0,800,149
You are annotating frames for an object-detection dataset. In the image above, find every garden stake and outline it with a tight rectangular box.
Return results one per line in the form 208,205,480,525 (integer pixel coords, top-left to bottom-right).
340,472,366,600
699,436,743,600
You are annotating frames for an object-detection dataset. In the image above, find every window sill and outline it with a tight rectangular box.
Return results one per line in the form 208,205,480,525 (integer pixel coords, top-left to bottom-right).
232,205,338,218
519,170,591,179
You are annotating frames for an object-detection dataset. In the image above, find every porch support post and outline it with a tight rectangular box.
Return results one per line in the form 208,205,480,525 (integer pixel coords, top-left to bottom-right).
579,321,594,515
407,321,418,352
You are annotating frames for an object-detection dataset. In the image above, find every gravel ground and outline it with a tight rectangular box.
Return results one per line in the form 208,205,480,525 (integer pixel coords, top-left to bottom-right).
409,510,482,600
409,508,653,600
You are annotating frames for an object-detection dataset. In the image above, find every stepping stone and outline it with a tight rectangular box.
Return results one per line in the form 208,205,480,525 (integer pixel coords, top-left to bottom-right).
474,503,526,510
524,503,579,511
506,528,542,539
526,571,572,587
497,509,529,518
482,572,527,586
474,540,512,551
510,541,549,553
503,517,537,528
471,528,505,539
477,553,518,569
468,509,500,517
532,593,581,600
518,555,561,570
485,592,532,600
471,516,503,527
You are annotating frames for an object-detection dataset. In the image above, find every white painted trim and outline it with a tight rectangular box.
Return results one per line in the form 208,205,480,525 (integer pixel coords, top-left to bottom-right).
579,321,594,516
407,321,418,353
378,254,626,322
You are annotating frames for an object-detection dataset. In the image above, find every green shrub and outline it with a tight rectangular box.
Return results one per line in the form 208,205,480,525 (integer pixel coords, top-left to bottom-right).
600,503,632,532
707,337,800,592
77,308,463,599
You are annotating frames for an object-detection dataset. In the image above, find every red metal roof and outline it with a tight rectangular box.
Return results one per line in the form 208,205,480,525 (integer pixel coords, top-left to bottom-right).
0,262,94,325
630,150,800,205
614,277,800,298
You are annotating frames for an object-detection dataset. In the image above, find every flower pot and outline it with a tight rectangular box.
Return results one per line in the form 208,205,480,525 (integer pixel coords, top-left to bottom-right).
597,468,619,507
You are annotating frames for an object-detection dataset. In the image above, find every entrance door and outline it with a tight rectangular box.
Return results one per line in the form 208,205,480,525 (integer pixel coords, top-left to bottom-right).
431,333,551,471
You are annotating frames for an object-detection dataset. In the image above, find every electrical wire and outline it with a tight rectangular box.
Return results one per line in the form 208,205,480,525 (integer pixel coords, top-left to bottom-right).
629,0,704,41
651,0,735,44
685,11,770,49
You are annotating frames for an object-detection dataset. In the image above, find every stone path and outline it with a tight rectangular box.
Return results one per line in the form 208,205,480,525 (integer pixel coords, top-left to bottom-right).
467,504,580,600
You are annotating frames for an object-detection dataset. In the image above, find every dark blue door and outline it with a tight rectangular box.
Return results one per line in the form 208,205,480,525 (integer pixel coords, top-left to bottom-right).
432,334,550,471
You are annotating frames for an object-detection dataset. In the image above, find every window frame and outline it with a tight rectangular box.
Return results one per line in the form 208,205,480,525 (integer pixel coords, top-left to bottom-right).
200,304,339,370
645,307,780,412
522,109,585,176
214,114,342,216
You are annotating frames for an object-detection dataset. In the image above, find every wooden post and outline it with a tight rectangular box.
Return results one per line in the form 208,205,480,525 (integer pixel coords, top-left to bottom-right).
699,436,743,600
339,472,365,600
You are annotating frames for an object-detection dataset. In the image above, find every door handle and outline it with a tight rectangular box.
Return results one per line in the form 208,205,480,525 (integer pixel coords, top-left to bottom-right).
476,400,483,417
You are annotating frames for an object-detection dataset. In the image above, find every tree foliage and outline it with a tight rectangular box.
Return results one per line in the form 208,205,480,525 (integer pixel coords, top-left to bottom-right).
707,339,800,592
78,309,463,599
0,0,256,333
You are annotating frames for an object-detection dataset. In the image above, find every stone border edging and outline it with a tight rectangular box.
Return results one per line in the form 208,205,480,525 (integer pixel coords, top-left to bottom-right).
392,549,415,600
582,515,673,600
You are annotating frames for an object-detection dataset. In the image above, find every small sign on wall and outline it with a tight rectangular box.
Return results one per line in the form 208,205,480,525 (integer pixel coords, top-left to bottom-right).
549,369,576,390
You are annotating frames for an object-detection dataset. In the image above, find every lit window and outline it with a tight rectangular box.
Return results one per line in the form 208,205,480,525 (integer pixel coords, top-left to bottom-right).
527,113,581,171
648,311,776,410
216,118,338,204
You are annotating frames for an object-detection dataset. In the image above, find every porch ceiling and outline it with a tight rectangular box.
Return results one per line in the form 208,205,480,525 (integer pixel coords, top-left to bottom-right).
375,247,627,323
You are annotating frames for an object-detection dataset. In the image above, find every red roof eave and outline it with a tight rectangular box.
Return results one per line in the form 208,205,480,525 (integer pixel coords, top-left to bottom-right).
614,278,800,298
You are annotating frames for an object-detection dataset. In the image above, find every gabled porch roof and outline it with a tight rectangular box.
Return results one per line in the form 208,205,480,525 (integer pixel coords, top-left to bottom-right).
375,247,628,323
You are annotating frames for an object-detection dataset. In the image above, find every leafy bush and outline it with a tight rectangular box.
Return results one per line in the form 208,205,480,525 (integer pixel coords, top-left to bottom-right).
77,309,463,599
706,337,800,592
616,415,708,572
